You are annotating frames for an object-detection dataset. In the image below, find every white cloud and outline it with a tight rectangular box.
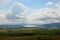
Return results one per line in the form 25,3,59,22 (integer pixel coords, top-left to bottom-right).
26,7,60,24
6,2,27,23
0,10,9,24
46,2,53,6
0,0,13,6
0,1,60,25
0,2,28,24
0,10,6,19
55,2,60,16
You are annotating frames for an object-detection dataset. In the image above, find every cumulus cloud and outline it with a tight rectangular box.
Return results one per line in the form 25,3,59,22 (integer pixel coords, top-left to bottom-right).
46,2,53,6
0,11,5,23
6,2,27,23
0,2,28,24
0,1,60,25
0,0,13,6
24,1,60,25
55,2,60,15
26,4,60,24
0,10,9,24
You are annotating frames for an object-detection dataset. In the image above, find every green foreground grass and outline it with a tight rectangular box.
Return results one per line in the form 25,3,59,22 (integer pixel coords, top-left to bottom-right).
0,35,60,40
0,28,60,40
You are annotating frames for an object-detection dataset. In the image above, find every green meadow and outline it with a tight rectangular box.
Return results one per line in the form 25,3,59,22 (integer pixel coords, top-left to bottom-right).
0,27,60,40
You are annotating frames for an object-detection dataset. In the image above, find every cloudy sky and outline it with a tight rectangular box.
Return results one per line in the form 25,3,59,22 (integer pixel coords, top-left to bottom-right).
0,0,60,25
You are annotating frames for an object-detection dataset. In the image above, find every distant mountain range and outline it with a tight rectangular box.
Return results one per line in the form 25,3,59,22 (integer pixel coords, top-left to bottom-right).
0,23,60,29
37,23,60,28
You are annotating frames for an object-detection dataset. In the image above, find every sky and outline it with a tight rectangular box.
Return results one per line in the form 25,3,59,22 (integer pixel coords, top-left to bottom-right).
0,0,60,25
0,0,58,10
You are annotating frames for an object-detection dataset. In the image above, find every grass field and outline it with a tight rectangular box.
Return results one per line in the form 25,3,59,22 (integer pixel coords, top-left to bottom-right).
0,27,60,40
0,35,60,40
